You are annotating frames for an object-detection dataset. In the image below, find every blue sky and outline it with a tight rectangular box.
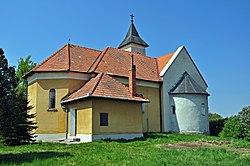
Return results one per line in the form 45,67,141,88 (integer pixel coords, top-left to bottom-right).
1,0,249,117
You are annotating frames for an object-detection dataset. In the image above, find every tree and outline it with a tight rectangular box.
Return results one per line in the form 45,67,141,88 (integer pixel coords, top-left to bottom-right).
16,55,37,96
208,112,223,121
0,48,36,145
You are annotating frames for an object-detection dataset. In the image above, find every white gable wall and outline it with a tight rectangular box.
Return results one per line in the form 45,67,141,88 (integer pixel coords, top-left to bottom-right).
161,47,208,132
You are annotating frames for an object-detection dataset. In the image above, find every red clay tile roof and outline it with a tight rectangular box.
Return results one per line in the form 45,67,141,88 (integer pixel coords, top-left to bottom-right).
93,47,160,81
61,73,149,103
157,52,175,72
28,44,175,82
33,44,101,72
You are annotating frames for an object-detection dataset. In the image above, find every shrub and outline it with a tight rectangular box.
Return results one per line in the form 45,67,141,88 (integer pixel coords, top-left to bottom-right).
239,106,250,140
219,115,244,139
219,106,250,140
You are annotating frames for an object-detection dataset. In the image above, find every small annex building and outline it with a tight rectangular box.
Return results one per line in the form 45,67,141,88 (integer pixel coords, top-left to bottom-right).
25,18,210,142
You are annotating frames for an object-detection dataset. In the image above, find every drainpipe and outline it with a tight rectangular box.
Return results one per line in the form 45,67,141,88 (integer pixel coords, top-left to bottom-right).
159,84,163,133
65,108,68,139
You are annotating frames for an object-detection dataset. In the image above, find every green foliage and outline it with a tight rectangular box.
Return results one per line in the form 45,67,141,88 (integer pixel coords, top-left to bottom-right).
208,112,223,121
208,112,226,136
0,133,249,165
16,55,36,96
220,106,250,140
0,49,37,146
219,115,244,139
239,106,250,140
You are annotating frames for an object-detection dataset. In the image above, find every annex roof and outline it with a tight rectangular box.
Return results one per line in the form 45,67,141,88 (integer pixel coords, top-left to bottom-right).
170,71,209,95
61,73,149,104
32,44,101,72
118,22,149,49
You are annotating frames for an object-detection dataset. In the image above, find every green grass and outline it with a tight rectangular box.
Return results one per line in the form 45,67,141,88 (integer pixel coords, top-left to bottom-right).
0,133,249,166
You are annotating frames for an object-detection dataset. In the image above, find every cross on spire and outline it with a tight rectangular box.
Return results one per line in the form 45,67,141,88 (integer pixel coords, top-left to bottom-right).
130,14,134,23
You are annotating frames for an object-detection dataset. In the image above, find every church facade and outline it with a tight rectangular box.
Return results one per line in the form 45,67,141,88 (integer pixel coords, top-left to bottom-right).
25,19,209,142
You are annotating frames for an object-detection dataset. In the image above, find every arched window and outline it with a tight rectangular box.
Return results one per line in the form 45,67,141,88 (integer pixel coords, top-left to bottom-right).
49,89,56,109
201,103,205,116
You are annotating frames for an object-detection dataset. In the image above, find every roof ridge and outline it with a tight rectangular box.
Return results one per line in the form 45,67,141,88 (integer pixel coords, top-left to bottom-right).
33,44,68,71
154,58,161,80
88,47,109,72
108,47,155,60
91,73,104,94
70,44,101,53
68,44,71,71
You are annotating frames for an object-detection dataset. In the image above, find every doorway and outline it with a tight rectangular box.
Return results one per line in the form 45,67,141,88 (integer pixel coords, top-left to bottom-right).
70,108,77,136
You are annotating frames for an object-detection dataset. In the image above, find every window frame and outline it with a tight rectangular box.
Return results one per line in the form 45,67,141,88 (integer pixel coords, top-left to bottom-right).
49,88,56,109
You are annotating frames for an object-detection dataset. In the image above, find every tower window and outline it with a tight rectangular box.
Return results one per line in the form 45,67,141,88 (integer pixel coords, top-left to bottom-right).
171,105,176,114
49,89,56,109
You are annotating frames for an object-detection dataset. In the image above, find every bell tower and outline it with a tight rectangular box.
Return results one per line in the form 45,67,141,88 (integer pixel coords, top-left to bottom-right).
118,15,149,55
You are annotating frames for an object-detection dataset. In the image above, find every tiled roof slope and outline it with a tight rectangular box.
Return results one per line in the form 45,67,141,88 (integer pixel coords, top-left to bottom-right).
170,71,209,95
61,73,149,103
30,44,175,82
33,44,101,72
93,47,160,81
157,52,175,72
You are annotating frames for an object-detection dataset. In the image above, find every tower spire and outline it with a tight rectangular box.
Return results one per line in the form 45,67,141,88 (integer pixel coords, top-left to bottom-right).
118,15,149,55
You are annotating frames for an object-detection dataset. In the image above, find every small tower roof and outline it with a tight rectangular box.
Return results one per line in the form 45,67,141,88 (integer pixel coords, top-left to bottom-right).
170,71,209,95
118,18,149,49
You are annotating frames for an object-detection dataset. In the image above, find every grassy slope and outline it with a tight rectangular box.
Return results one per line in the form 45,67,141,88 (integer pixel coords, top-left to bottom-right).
0,133,249,166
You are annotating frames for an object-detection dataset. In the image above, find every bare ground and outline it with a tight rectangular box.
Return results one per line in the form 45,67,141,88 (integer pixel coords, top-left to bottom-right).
161,140,250,155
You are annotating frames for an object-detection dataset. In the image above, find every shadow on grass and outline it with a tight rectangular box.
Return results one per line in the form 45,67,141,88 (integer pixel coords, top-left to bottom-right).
101,133,169,143
0,151,71,164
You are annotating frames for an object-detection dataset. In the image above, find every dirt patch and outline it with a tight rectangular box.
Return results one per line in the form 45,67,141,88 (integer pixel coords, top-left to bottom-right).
161,140,250,154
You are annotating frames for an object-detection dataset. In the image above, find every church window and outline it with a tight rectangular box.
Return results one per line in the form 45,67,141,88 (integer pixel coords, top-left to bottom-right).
100,113,108,126
171,105,176,114
49,89,56,109
201,103,206,116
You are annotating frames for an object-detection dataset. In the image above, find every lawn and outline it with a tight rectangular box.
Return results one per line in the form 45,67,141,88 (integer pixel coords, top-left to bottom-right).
0,133,249,166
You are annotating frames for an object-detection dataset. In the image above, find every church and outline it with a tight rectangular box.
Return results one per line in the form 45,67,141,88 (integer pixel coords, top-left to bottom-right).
25,17,210,142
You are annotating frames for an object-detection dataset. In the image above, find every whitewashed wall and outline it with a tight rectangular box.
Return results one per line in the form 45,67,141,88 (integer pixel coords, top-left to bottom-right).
171,94,209,133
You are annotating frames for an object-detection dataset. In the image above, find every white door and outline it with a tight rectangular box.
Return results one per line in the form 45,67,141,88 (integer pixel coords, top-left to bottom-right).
70,108,76,136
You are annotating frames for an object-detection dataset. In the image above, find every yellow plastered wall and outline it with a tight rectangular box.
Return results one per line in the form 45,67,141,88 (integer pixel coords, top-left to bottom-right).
92,99,143,134
137,86,161,132
66,100,93,134
28,82,37,123
28,78,85,134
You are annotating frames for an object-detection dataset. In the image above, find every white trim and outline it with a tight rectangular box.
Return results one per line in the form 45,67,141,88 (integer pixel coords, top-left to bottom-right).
92,133,143,141
27,72,94,85
35,133,143,142
68,134,93,142
159,46,184,77
35,134,66,141
113,76,160,88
